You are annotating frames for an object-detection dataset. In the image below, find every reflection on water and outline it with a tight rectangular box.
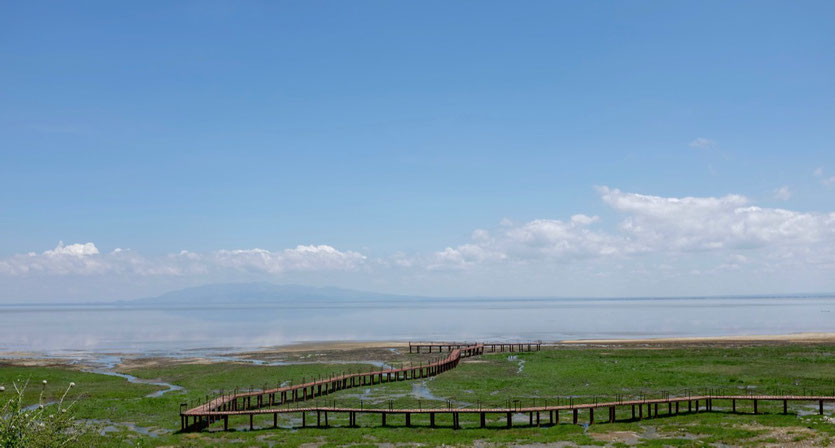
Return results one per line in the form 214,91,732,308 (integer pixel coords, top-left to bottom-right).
1,296,833,354
87,365,184,398
412,379,471,407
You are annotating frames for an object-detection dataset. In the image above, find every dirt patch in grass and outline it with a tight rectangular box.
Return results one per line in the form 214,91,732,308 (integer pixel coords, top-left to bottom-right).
589,430,640,445
740,423,820,447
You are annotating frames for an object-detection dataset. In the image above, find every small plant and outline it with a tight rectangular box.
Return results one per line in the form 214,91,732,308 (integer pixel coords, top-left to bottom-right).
0,378,96,448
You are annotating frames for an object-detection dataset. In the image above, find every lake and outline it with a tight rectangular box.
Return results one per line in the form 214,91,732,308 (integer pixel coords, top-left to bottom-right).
3,296,833,355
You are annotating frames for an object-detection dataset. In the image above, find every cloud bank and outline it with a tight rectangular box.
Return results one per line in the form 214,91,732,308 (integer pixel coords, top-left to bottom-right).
2,187,834,300
427,187,834,270
0,244,366,277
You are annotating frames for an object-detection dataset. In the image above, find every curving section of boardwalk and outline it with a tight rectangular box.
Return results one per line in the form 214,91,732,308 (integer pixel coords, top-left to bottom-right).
179,342,833,432
181,343,485,431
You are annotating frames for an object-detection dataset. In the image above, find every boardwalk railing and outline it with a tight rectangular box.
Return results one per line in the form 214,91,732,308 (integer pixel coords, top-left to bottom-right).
409,341,542,353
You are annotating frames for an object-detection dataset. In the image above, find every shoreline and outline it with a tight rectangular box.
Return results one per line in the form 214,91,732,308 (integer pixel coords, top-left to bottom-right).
2,332,835,363
269,332,835,348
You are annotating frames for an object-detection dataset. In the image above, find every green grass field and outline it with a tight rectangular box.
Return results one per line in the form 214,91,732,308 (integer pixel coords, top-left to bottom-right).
2,344,834,447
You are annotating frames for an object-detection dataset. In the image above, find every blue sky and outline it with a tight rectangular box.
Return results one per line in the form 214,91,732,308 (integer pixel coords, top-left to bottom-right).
1,1,834,301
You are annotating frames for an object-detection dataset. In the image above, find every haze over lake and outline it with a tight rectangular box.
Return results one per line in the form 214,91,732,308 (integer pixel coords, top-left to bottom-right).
5,285,833,354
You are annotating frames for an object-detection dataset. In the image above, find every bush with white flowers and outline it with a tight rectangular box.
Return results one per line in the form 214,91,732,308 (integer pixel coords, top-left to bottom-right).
0,379,97,447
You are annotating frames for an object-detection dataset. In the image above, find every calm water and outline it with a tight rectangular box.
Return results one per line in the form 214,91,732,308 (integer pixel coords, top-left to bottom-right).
2,296,833,355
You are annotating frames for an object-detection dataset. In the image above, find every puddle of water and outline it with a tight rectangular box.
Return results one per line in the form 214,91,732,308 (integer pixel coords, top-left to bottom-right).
411,379,472,407
795,402,834,416
22,400,57,412
88,368,184,398
78,355,184,398
507,355,525,374
86,418,164,437
195,354,394,370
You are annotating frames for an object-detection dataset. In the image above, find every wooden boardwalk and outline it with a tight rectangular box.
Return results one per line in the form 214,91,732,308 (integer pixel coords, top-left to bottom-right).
409,341,541,353
179,342,833,432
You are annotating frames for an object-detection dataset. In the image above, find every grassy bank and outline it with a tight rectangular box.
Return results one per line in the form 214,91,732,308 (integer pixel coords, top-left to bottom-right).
1,344,834,447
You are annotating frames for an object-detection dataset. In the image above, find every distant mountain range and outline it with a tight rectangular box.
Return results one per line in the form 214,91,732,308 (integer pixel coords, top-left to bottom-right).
126,282,835,307
133,282,404,305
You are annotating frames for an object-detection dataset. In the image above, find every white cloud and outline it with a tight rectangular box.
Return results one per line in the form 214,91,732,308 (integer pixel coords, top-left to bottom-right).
813,167,835,187
45,241,100,257
773,186,791,201
0,243,365,277
428,243,506,270
214,245,366,273
0,242,109,276
471,229,490,241
599,187,832,252
426,213,621,271
503,215,620,258
421,187,835,272
689,137,716,149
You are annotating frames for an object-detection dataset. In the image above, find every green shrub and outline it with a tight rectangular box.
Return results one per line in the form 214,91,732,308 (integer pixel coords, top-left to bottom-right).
0,379,97,448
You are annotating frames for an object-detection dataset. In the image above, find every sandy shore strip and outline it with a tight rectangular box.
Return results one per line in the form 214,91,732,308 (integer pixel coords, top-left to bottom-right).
241,332,835,356
256,340,409,353
556,332,835,344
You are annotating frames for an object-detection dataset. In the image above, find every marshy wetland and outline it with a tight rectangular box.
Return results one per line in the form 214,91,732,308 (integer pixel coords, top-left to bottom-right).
2,339,835,447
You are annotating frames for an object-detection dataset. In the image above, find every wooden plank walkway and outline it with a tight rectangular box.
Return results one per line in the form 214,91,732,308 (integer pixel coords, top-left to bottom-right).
179,342,833,432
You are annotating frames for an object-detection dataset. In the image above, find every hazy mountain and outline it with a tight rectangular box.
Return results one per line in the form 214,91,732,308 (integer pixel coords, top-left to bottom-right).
126,283,834,307
132,282,402,305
